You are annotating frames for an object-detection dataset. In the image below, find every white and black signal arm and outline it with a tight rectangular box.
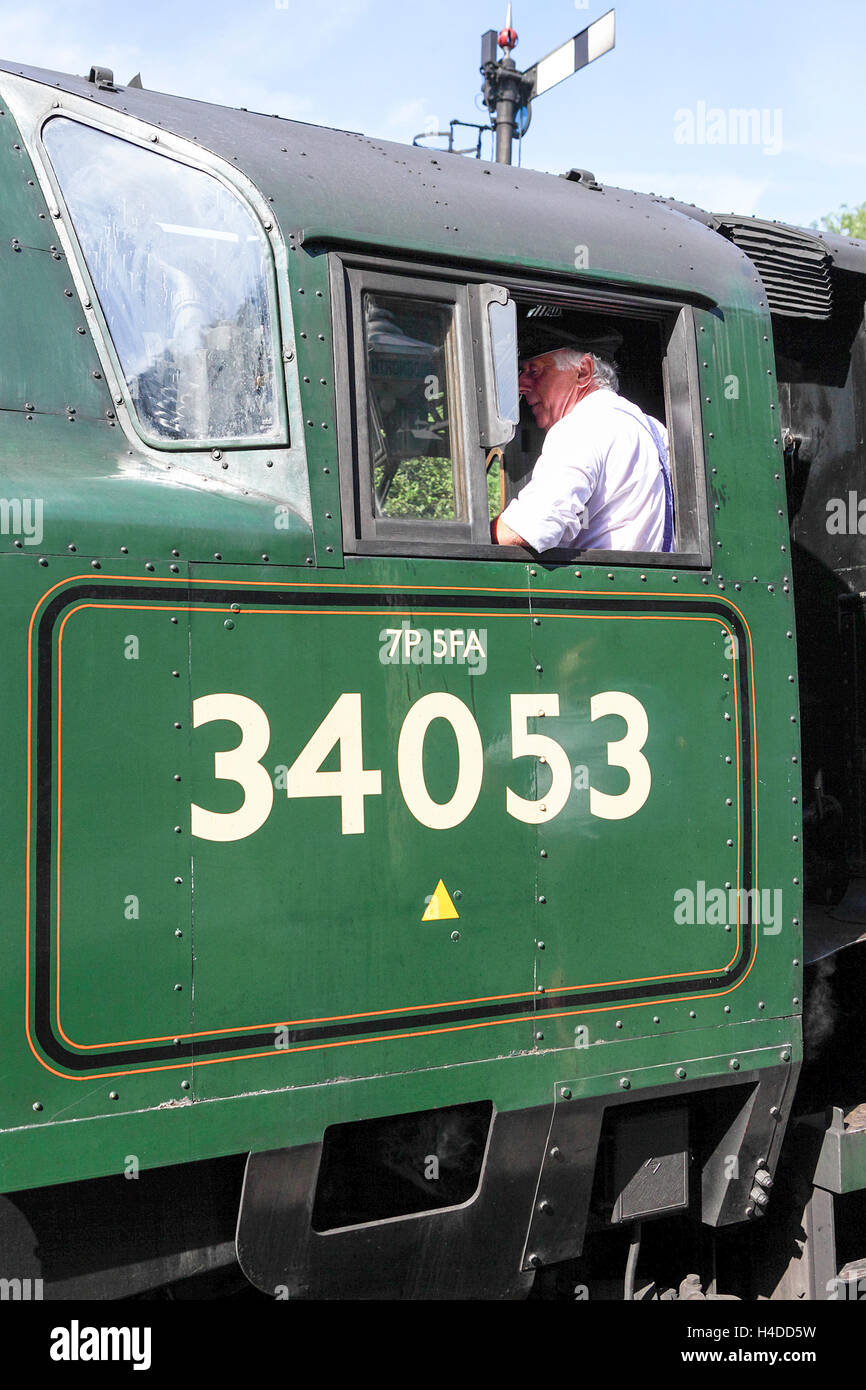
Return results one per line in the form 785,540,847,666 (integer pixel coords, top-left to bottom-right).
480,6,616,164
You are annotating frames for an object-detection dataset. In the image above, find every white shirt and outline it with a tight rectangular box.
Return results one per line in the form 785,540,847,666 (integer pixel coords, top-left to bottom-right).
500,388,670,553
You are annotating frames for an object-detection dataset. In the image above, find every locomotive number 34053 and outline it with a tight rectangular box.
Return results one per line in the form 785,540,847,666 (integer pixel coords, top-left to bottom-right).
190,691,651,842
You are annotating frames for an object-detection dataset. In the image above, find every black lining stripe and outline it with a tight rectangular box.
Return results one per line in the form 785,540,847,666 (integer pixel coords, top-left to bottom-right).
32,582,753,1072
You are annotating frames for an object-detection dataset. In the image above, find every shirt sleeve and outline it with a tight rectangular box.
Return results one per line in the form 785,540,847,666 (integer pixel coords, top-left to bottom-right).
499,414,604,552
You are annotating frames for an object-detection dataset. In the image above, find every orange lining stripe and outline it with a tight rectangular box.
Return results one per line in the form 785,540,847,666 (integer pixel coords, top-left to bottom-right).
26,575,758,1076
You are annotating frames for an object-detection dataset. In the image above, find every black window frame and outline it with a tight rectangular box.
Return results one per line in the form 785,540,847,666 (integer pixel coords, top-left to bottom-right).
331,252,712,568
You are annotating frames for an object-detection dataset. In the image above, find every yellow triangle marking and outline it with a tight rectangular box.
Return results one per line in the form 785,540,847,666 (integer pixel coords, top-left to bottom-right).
421,879,459,922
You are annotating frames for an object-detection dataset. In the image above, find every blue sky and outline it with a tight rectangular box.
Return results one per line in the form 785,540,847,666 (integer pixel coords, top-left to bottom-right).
0,0,862,229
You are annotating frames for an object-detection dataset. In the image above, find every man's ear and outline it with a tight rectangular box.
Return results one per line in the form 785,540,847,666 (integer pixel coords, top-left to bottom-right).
579,352,596,383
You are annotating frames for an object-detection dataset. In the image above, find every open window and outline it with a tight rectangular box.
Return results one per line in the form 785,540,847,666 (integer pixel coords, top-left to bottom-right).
500,296,709,564
336,259,709,566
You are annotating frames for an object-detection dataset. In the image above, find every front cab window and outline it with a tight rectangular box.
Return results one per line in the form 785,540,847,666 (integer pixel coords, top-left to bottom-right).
42,117,282,448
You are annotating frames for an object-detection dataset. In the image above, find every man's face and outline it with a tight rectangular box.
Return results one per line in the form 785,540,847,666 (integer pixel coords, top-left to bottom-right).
518,351,586,431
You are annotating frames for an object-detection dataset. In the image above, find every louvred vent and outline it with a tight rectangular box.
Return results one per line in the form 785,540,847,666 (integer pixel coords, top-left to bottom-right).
716,217,833,319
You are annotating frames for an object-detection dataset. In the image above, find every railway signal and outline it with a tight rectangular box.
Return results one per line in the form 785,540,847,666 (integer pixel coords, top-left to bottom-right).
480,6,616,164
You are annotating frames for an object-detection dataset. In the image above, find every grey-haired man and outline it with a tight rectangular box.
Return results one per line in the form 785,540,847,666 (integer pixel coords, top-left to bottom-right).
493,333,673,553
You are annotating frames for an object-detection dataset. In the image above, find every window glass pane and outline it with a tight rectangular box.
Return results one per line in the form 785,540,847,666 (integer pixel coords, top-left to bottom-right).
487,298,519,426
363,294,464,520
43,118,278,443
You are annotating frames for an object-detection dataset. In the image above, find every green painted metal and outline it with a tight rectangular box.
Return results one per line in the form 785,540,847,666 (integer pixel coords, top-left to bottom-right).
0,72,803,1204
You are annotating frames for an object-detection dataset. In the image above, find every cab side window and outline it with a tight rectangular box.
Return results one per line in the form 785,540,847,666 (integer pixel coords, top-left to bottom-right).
42,117,283,448
336,262,708,565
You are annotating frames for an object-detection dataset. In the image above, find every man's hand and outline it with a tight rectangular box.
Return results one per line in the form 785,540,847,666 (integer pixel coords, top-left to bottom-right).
491,514,528,547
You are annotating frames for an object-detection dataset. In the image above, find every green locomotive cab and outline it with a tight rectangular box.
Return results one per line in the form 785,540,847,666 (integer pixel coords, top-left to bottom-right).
0,58,862,1303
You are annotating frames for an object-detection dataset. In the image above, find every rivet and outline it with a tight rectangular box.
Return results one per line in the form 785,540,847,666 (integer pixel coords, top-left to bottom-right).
171,670,179,677
781,1050,791,1062
174,983,182,991
109,1091,118,1100
676,1067,686,1078
559,1087,572,1100
536,664,543,673
537,940,545,949
538,895,546,904
528,1254,542,1268
619,1077,630,1089
181,1080,190,1090
535,1031,544,1041
174,876,183,884
32,1102,42,1112
730,1058,740,1070
450,930,460,941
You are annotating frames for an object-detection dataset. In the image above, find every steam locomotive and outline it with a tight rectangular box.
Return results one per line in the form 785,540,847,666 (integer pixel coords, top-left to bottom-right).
0,57,863,1301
